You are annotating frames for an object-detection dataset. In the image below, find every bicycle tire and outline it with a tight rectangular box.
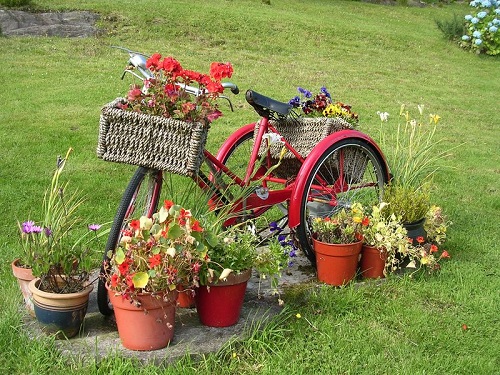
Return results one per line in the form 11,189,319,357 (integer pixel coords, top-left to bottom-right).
294,138,389,264
97,167,162,316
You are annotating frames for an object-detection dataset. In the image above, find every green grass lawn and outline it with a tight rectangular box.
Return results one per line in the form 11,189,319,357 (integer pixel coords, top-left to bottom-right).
1,0,499,373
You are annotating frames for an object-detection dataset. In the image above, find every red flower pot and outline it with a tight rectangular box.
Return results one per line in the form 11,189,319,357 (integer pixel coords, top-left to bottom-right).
195,269,251,327
313,238,362,286
359,245,387,279
107,288,177,351
176,285,195,308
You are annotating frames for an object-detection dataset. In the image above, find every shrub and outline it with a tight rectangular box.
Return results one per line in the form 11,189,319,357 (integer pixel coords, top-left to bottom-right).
0,0,32,7
460,0,500,55
436,13,466,41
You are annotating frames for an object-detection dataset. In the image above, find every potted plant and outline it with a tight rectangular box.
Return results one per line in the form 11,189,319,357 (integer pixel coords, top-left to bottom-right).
376,105,450,243
360,202,412,279
104,200,209,350
194,219,293,327
21,148,106,338
311,202,368,286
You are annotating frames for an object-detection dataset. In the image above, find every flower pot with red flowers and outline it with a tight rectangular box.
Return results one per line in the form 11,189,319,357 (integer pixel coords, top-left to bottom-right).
104,201,208,350
311,202,368,286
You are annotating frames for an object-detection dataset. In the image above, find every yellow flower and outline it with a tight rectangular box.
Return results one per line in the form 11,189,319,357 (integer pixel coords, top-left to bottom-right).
429,114,441,124
296,313,302,319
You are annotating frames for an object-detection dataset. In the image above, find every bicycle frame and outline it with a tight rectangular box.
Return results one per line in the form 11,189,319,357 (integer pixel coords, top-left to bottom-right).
191,115,389,229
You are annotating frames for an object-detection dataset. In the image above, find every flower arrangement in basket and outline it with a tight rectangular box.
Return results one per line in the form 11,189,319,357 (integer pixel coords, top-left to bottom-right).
288,86,359,126
122,54,234,124
98,53,234,176
311,202,368,244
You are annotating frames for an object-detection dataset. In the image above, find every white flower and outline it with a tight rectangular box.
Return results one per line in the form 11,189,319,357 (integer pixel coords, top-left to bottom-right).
377,111,390,122
140,216,153,230
219,268,233,280
166,247,176,257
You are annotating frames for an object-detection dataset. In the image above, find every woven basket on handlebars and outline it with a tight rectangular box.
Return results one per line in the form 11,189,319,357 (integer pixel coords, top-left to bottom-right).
97,98,209,177
254,117,366,182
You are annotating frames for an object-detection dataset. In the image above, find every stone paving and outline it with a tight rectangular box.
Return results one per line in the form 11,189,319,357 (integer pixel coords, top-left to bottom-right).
0,9,100,37
24,254,317,365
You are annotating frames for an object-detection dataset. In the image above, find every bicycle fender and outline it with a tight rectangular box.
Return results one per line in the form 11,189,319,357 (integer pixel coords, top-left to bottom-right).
215,123,256,161
288,129,389,229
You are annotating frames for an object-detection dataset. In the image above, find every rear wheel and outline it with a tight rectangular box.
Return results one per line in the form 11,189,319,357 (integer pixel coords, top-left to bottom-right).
97,167,162,316
294,139,388,264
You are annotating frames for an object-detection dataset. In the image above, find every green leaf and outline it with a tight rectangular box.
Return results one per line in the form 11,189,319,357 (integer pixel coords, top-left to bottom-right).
132,272,149,288
168,223,182,239
205,231,219,248
114,248,125,265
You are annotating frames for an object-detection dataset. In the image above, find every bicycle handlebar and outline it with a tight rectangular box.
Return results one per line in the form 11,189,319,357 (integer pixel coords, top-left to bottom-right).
113,45,239,96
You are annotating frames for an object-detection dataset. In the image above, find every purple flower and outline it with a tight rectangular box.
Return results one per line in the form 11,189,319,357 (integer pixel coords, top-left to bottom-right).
88,224,102,231
270,222,282,233
320,86,331,99
298,87,312,98
21,221,35,234
31,225,43,234
288,96,301,107
44,227,52,237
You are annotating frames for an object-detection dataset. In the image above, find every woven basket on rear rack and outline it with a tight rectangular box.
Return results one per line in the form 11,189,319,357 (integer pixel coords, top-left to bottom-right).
97,98,209,177
254,117,366,182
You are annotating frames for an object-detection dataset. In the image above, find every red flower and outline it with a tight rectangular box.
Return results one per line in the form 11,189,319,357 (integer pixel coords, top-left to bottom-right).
182,102,197,114
206,109,223,123
148,254,162,268
118,259,131,275
191,220,203,232
126,274,135,288
440,250,450,259
178,208,192,226
182,69,202,83
146,53,162,71
206,80,224,94
111,273,119,288
209,62,233,80
130,220,141,231
162,57,182,77
362,216,370,226
163,200,174,210
430,244,438,253
127,87,142,102
416,236,425,244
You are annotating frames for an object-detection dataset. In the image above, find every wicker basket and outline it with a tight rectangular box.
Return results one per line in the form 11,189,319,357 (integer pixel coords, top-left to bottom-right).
97,98,209,177
254,117,363,180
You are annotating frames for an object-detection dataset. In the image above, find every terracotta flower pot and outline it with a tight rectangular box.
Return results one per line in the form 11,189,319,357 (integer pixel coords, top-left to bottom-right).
195,269,251,327
176,285,195,308
11,259,35,316
359,245,387,279
28,278,93,339
313,238,362,286
107,287,177,351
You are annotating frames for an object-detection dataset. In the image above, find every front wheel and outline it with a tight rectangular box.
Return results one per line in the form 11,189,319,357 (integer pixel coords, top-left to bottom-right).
294,138,389,264
97,167,163,316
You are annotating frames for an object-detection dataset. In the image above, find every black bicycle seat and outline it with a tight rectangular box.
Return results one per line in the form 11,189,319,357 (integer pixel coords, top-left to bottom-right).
245,90,293,118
